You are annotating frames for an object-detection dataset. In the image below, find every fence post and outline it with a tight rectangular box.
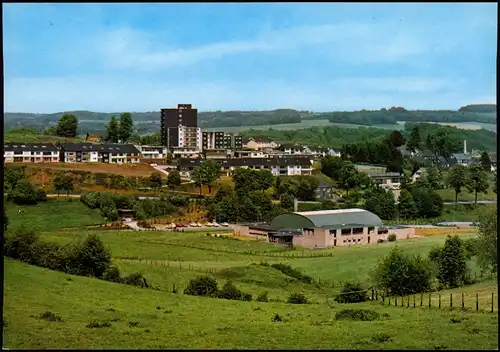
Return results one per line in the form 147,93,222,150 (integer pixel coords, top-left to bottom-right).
439,294,441,308
461,293,464,309
420,293,423,307
450,294,453,311
476,293,479,312
492,293,494,313
395,296,397,306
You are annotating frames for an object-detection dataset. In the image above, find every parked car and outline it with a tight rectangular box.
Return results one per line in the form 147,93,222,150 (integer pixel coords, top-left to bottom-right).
221,222,229,227
189,222,199,227
212,222,221,227
175,223,186,228
196,222,203,227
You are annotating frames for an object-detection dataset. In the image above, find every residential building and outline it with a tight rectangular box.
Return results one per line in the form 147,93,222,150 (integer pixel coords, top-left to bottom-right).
313,178,335,200
244,136,280,150
178,125,202,150
277,144,306,155
134,145,169,160
160,104,198,148
452,153,472,167
230,209,416,249
204,149,231,159
4,143,60,163
171,147,202,159
202,131,243,150
367,172,402,190
177,157,313,178
233,150,268,158
58,143,141,164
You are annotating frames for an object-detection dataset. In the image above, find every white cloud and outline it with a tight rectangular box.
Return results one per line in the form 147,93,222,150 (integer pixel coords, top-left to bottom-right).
93,20,456,71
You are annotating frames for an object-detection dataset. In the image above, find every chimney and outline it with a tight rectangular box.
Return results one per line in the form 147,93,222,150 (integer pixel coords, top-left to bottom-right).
464,140,467,155
293,198,299,212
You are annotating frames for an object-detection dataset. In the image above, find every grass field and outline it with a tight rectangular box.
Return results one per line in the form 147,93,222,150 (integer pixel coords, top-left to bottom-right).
5,199,105,232
4,258,498,350
4,199,498,349
436,187,497,202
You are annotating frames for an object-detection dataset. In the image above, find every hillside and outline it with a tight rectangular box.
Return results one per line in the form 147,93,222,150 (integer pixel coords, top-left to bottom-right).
4,105,496,135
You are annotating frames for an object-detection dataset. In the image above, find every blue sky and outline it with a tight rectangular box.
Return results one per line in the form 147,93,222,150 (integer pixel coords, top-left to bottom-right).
3,3,497,113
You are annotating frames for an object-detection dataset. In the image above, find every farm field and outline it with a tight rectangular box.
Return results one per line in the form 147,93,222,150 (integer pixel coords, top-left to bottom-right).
202,119,496,133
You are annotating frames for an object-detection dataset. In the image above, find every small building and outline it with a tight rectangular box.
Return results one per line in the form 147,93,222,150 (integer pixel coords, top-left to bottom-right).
367,172,402,190
230,209,416,249
452,153,471,167
276,144,305,155
313,178,334,200
4,142,60,163
244,137,279,150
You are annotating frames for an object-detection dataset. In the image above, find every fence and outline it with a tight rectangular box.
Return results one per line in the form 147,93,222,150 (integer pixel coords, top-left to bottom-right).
375,289,497,313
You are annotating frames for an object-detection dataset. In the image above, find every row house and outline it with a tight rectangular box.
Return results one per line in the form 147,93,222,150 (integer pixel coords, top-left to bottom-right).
4,143,60,163
244,137,280,150
134,145,169,160
58,143,141,164
177,157,313,178
303,146,342,158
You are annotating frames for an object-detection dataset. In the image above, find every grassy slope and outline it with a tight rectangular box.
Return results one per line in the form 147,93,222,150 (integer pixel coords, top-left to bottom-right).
4,258,498,350
6,199,105,232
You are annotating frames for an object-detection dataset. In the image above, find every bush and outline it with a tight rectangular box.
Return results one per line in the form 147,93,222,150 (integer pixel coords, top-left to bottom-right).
4,227,40,264
372,332,391,342
184,276,219,297
372,247,433,296
102,265,122,283
70,234,112,278
463,238,479,260
256,291,269,302
287,293,308,304
8,179,40,205
218,281,251,301
36,189,48,202
435,235,469,288
39,311,62,322
122,272,145,287
377,239,385,244
334,282,369,303
270,263,313,284
86,321,111,328
272,313,283,322
387,233,397,242
335,309,380,321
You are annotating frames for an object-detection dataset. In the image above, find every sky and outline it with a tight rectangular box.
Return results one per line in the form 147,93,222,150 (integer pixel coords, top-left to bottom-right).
3,3,497,113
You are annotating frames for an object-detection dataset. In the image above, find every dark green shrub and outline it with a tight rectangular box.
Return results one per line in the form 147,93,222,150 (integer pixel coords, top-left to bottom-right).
463,238,479,259
39,311,62,322
68,234,112,278
272,313,283,322
287,293,308,304
86,321,111,328
4,227,40,264
334,282,369,303
184,276,219,297
33,242,65,271
335,309,380,321
122,272,145,286
37,189,48,202
8,179,40,205
217,281,252,301
128,321,141,328
102,265,122,283
256,291,269,302
388,233,397,242
271,263,313,284
377,239,385,244
372,332,391,342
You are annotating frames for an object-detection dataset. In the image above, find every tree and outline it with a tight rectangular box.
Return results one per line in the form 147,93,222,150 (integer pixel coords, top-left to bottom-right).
447,165,468,204
53,173,74,197
426,127,461,158
372,247,433,296
406,125,421,153
43,125,57,136
149,171,163,194
466,165,489,203
4,165,27,191
363,187,395,220
56,114,78,138
388,130,405,148
192,160,220,195
479,151,492,172
279,193,295,211
411,187,443,219
118,112,134,143
275,176,282,196
338,163,360,197
424,167,442,190
8,179,39,205
296,178,319,201
4,207,8,232
256,170,274,193
432,235,468,288
320,155,346,181
105,116,120,143
72,234,112,278
476,206,497,274
166,170,181,194
397,189,417,220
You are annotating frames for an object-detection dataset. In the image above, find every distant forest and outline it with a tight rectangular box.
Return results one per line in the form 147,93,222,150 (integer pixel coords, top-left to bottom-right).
4,104,496,135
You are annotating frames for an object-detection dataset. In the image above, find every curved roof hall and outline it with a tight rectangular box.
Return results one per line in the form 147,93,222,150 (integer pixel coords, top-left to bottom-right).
271,208,383,229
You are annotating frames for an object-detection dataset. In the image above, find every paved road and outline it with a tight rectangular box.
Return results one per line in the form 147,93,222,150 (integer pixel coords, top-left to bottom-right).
443,200,496,205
